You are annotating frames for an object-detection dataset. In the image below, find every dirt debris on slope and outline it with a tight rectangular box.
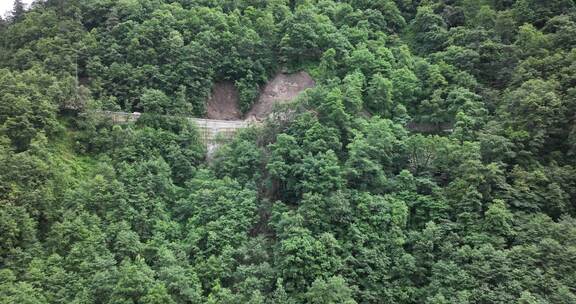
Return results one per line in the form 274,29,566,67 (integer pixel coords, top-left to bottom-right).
206,81,242,120
245,71,315,121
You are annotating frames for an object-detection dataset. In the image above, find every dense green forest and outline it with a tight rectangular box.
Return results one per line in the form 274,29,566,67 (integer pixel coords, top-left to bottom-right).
1,0,576,303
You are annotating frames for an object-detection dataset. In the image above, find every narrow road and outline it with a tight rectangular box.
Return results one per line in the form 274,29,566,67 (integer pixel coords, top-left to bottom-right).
96,111,453,152
97,111,251,148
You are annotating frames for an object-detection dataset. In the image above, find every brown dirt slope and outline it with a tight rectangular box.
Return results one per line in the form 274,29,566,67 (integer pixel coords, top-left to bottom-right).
246,71,315,121
206,81,242,120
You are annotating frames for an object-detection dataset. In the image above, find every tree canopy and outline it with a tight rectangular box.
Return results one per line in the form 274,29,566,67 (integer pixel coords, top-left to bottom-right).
1,0,576,303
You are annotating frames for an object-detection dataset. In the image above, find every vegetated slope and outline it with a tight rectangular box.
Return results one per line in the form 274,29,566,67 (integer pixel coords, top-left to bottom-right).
1,0,576,303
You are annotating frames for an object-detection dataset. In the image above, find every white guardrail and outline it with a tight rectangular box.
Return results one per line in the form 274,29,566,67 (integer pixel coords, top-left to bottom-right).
93,111,251,145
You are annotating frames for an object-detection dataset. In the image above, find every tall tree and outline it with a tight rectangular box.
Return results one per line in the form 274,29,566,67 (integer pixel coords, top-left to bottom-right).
10,0,25,22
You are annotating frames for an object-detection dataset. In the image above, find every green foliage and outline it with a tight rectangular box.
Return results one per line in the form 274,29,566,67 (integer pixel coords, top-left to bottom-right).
342,70,365,113
501,79,566,155
390,67,421,109
305,276,357,304
0,269,47,304
279,5,347,66
513,0,576,27
366,73,393,116
0,68,64,151
177,170,258,256
111,257,174,304
1,0,576,303
409,5,448,54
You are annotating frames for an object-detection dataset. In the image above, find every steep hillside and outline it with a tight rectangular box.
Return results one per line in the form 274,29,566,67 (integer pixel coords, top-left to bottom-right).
246,71,316,120
1,0,576,303
206,82,242,120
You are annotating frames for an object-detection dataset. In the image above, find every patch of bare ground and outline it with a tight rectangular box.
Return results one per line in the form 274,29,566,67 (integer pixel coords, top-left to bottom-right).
206,81,242,120
245,71,315,121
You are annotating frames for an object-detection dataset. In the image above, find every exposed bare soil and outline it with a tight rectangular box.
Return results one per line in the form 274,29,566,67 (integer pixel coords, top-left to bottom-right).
245,71,315,121
206,81,242,120
205,72,315,121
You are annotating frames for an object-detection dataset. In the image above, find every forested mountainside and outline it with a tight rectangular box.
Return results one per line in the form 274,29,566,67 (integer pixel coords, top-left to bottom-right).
2,0,576,303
